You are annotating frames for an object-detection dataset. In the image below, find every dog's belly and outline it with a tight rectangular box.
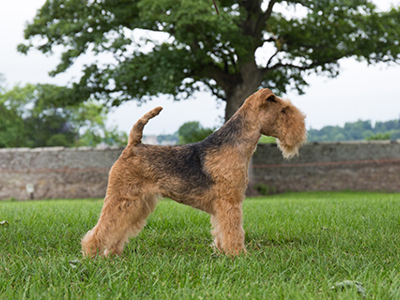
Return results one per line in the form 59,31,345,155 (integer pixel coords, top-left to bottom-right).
160,187,214,214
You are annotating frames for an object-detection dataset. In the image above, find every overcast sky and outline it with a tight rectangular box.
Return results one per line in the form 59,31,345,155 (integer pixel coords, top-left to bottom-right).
1,0,399,135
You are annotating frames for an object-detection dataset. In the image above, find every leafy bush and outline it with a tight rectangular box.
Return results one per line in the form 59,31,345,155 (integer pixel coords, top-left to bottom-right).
366,133,391,141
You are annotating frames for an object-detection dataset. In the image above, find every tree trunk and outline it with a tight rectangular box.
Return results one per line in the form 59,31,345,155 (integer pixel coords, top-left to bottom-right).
224,88,249,122
224,65,263,122
225,80,261,122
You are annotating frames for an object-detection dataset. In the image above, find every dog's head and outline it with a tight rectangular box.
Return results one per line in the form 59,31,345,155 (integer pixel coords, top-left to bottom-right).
244,88,307,159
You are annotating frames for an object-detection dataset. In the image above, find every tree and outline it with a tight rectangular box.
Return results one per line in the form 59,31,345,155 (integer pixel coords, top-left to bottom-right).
0,82,127,148
343,120,373,140
156,133,179,145
0,102,26,148
307,117,400,141
19,0,400,121
177,121,214,144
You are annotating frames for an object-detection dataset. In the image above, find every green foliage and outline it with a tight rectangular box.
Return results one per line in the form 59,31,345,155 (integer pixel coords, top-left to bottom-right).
1,192,400,298
366,132,391,141
308,118,400,142
19,0,400,120
177,121,214,144
0,81,127,148
0,102,26,148
254,183,276,195
258,135,276,144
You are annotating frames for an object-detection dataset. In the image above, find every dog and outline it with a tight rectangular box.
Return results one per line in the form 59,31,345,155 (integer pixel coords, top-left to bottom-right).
81,88,307,257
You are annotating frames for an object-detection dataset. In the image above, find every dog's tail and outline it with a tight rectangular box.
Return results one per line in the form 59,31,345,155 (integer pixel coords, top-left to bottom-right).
128,106,163,146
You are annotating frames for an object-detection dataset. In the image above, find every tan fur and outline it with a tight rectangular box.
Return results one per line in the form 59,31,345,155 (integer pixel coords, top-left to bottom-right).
81,88,307,257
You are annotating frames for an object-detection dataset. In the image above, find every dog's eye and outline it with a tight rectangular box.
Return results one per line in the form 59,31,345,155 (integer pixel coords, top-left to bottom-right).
281,109,286,114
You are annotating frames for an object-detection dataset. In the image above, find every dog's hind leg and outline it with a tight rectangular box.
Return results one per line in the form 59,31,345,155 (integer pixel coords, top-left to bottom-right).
81,194,158,257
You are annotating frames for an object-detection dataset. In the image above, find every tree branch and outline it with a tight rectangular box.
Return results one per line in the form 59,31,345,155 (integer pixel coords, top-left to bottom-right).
202,62,237,92
264,0,278,20
265,47,280,70
202,80,226,101
266,62,313,72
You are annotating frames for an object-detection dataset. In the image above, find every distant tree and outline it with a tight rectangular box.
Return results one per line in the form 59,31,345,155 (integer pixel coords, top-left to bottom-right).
308,118,400,142
177,121,214,144
391,131,400,140
343,120,373,140
19,0,400,122
156,133,179,145
375,119,400,132
333,133,346,141
67,99,128,147
0,102,26,148
176,121,276,144
0,82,127,148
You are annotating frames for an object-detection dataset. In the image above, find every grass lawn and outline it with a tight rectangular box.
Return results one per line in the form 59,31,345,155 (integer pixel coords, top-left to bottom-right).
1,191,400,299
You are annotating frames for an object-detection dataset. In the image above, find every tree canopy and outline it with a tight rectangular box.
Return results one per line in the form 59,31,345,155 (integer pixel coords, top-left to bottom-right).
19,0,400,121
307,119,400,142
0,81,127,148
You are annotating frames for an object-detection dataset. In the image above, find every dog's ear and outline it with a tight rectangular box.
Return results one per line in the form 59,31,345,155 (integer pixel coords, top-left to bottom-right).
266,94,277,103
258,88,276,105
259,88,276,103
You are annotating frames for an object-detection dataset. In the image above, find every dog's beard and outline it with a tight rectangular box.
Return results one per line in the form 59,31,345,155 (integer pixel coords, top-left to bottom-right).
277,139,300,159
277,132,307,159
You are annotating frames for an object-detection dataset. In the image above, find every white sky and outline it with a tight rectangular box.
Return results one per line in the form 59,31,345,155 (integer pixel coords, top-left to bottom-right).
0,0,399,135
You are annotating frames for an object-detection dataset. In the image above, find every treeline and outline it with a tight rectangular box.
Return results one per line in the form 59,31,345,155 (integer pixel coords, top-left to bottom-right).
156,121,213,145
157,121,277,145
160,118,400,145
157,119,400,144
0,79,127,148
308,119,400,142
2,73,397,147
162,119,400,144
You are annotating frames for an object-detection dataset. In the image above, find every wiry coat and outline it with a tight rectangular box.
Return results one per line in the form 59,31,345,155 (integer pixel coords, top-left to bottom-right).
81,88,307,257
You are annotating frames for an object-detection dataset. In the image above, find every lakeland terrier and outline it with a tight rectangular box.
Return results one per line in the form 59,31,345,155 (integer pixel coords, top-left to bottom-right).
81,88,307,257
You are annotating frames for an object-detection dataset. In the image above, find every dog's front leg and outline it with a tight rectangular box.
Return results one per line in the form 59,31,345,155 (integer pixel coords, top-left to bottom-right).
210,201,246,256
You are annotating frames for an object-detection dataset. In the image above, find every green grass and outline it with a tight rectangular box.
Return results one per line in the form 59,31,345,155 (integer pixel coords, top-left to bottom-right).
1,192,400,299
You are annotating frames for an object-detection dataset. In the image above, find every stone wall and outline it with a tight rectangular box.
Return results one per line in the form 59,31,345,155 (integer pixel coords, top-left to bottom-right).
0,147,123,200
0,141,399,200
252,141,400,194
